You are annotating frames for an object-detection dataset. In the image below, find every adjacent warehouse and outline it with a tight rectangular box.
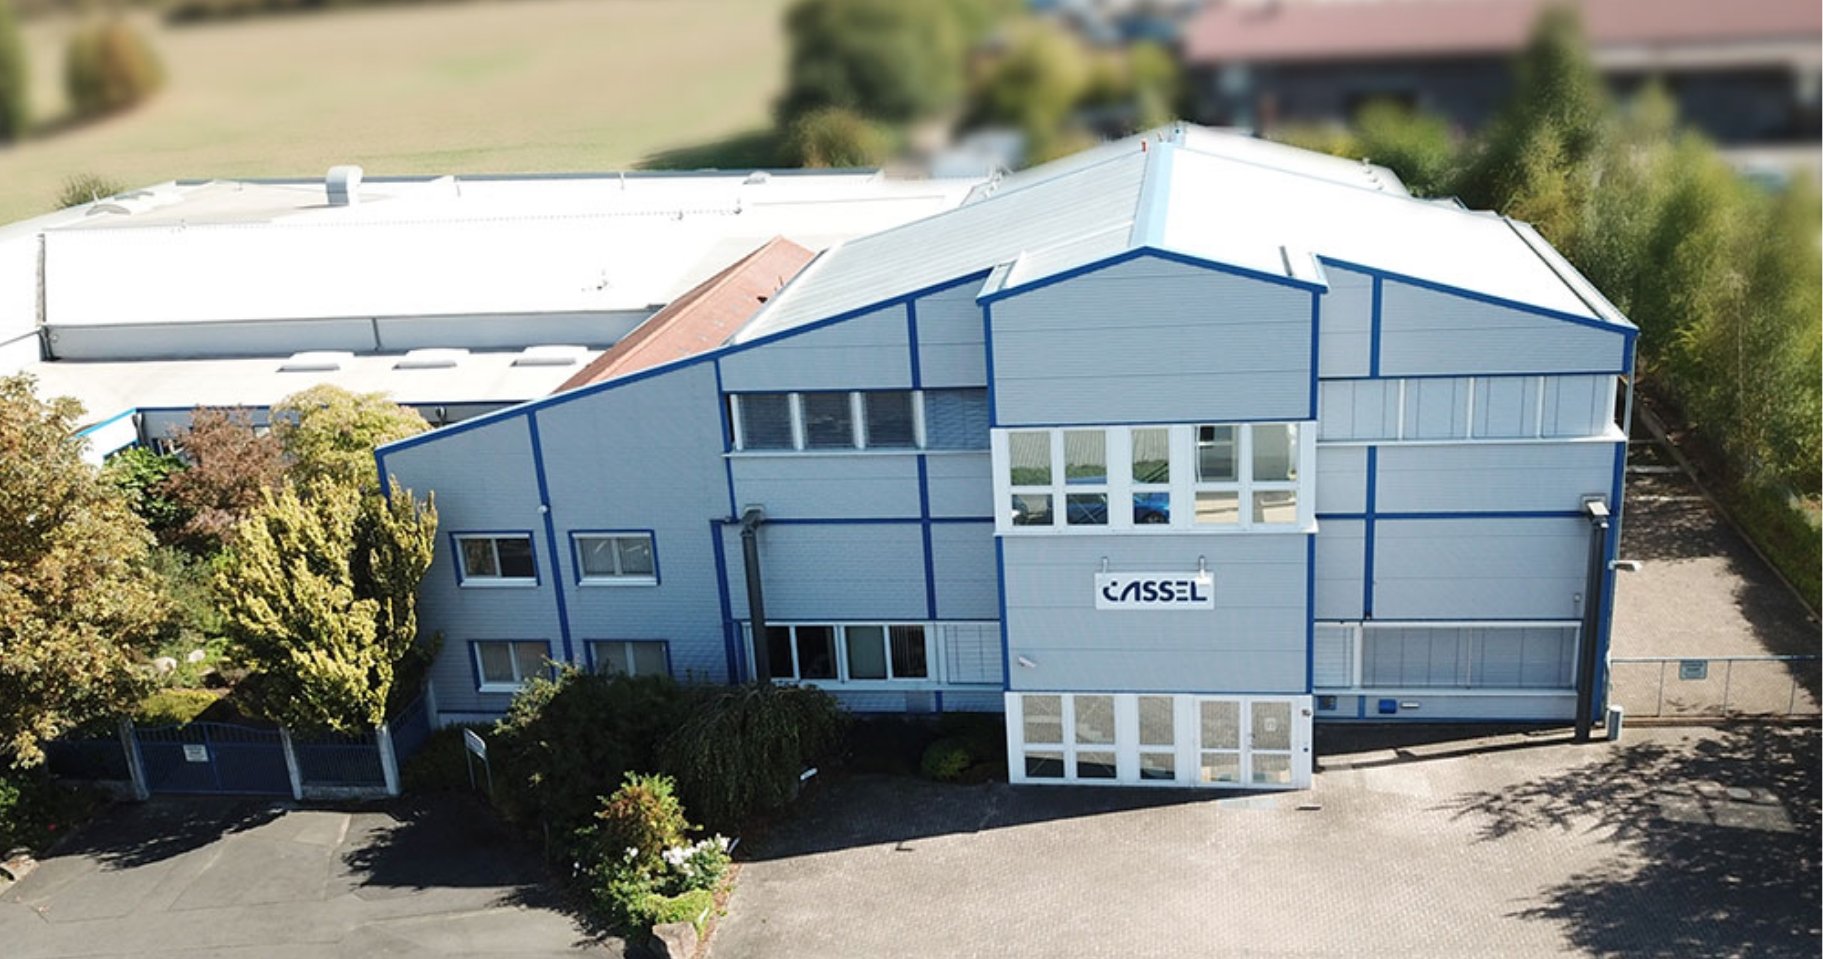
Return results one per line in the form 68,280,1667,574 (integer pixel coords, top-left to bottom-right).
378,125,1637,791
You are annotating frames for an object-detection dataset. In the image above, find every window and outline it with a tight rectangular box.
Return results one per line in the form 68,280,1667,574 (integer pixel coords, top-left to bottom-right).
729,389,987,452
1007,431,1053,526
1073,694,1117,779
589,640,669,678
1062,430,1108,526
1137,695,1176,780
1131,428,1171,525
1194,425,1241,525
1355,623,1578,690
456,534,536,584
756,622,933,683
1248,423,1299,525
1021,694,1065,779
475,640,549,691
574,533,657,585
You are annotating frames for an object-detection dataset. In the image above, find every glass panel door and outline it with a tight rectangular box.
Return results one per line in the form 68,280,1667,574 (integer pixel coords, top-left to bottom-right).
1248,700,1294,786
1197,700,1242,784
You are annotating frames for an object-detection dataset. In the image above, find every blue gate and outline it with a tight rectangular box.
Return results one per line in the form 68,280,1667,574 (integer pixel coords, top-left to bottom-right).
134,722,292,796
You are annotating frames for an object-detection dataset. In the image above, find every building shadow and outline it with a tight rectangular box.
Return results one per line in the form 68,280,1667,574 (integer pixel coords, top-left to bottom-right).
1439,722,1821,957
45,798,284,871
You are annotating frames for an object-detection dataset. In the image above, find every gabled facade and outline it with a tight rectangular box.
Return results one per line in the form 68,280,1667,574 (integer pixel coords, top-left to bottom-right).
378,125,1638,791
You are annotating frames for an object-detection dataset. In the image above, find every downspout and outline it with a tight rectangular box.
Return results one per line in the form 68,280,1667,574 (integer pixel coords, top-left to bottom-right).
1574,498,1612,742
739,507,769,684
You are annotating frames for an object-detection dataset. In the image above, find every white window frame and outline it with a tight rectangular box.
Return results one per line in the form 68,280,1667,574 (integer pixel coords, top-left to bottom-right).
587,639,670,678
746,621,942,687
1312,620,1582,694
454,533,538,587
473,640,550,693
572,532,658,586
727,391,974,454
1006,692,1313,789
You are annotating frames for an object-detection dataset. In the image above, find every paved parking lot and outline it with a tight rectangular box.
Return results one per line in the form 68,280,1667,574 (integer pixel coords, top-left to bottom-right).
0,795,613,958
716,724,1819,958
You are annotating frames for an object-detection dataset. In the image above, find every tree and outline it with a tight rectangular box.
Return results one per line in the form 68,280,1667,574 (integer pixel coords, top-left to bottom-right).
271,385,428,493
56,173,125,209
782,106,893,168
214,479,436,732
778,0,966,124
968,21,1090,161
1127,41,1181,131
1351,100,1456,197
160,407,287,554
102,445,189,539
0,0,25,143
64,17,164,120
0,375,168,766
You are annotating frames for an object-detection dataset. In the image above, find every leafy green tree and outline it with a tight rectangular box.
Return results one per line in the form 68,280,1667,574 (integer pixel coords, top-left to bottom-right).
64,17,164,120
1128,41,1180,131
271,385,428,493
0,375,169,766
1568,83,1679,319
214,479,436,732
1351,100,1456,197
778,0,965,124
0,0,26,143
968,21,1091,161
103,446,189,539
782,106,893,167
161,407,287,554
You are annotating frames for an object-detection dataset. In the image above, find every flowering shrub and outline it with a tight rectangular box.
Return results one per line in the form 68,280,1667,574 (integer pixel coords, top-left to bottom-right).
660,835,732,893
580,774,733,935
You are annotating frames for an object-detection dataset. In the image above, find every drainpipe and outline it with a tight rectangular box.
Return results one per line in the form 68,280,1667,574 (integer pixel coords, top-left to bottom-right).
739,507,769,684
1574,499,1612,742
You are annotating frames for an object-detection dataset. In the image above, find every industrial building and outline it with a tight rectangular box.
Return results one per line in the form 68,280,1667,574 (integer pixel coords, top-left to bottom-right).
369,124,1636,791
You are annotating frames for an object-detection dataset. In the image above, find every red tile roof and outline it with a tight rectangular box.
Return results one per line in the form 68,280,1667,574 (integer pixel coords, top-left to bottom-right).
555,237,815,392
1184,0,1821,64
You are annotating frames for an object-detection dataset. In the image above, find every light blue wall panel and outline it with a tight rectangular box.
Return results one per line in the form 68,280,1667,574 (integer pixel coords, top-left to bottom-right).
914,281,987,388
723,522,928,621
719,304,911,391
1317,265,1372,378
1315,445,1367,514
1376,442,1617,514
929,522,999,620
924,452,993,518
536,364,734,685
730,454,921,520
1471,376,1542,438
1403,378,1471,439
1542,375,1613,436
1314,519,1365,620
1318,379,1399,440
1373,517,1589,619
1379,281,1628,375
1003,533,1308,693
991,255,1314,426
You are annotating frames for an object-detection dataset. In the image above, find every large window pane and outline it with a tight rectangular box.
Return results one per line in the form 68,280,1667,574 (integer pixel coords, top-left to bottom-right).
1252,490,1299,525
764,626,794,679
460,539,498,578
1011,493,1053,526
1140,753,1176,781
1132,428,1170,484
614,537,656,576
1075,752,1117,779
889,625,928,678
511,642,547,682
740,394,794,449
1133,491,1171,525
495,537,536,578
1252,754,1292,786
1201,752,1241,783
844,625,888,680
1195,491,1240,525
1025,751,1064,778
629,641,668,677
577,537,617,577
1252,423,1299,481
1022,694,1062,745
924,389,989,449
477,642,515,684
796,626,837,679
1065,493,1107,526
1008,431,1051,485
1251,701,1292,751
1074,694,1115,746
1138,696,1174,746
862,392,916,448
1199,700,1240,749
1062,430,1106,485
1196,425,1237,482
802,393,855,449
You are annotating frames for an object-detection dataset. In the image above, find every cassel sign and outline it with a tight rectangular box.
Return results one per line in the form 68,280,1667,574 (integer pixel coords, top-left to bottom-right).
1094,572,1215,611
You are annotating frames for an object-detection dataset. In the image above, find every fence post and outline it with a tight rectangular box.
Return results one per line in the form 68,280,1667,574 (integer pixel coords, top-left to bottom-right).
117,718,149,802
278,727,304,802
377,723,401,797
423,682,440,729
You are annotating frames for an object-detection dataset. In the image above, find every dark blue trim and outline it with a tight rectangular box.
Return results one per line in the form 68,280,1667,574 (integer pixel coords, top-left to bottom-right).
1305,533,1316,694
568,529,662,587
996,537,1011,691
1372,510,1586,521
468,639,554,693
526,413,574,665
709,522,739,683
982,300,998,428
714,359,737,517
1307,291,1321,419
1368,275,1383,378
995,415,1310,429
581,638,673,679
1351,616,1584,623
979,245,1326,305
375,448,391,500
934,690,945,714
1320,369,1625,381
917,457,938,620
1317,512,1369,521
1355,696,1367,719
1315,256,1638,338
447,530,539,587
905,301,922,390
715,516,994,527
1363,446,1378,619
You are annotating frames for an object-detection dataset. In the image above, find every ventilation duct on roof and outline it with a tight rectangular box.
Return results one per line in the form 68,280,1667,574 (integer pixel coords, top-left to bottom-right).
394,348,468,370
327,165,363,207
279,351,352,372
513,345,588,367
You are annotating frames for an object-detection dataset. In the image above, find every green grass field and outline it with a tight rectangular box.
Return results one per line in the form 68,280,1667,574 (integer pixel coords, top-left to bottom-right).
1,0,790,222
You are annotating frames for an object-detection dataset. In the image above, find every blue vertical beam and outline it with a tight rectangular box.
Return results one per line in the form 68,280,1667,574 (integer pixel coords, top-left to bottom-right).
713,358,737,518
982,301,999,427
1305,533,1317,694
906,300,922,390
1369,275,1384,378
1307,290,1321,419
1362,446,1378,619
525,411,574,665
995,537,1011,691
918,457,938,620
710,521,739,683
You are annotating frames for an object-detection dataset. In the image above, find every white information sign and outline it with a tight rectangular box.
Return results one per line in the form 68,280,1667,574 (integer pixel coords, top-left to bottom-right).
182,744,209,763
1094,572,1215,611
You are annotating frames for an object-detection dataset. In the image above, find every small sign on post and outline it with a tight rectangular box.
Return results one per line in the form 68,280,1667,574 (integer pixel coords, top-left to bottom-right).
1678,660,1709,681
463,728,492,796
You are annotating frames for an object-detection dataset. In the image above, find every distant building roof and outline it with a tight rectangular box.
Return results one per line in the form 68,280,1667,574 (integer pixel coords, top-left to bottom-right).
557,237,814,391
1183,0,1822,64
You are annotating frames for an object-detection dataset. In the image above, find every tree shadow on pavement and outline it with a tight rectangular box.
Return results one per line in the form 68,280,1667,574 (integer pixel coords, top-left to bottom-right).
48,799,284,871
339,793,545,892
1442,723,1820,958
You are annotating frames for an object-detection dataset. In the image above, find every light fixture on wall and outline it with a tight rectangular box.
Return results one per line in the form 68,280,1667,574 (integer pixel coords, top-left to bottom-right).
1016,655,1038,669
1197,556,1208,575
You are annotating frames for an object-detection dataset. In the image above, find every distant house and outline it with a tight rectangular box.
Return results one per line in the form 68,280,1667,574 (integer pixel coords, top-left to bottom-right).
1182,0,1821,147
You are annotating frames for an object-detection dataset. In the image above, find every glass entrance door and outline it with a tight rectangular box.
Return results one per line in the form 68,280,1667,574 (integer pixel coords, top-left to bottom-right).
1195,696,1309,789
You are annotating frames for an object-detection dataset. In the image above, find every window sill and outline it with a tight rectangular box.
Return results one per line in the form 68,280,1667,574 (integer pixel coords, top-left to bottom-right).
770,679,993,692
997,522,1316,536
577,578,659,588
459,579,540,588
1313,686,1575,697
477,683,527,695
725,448,986,459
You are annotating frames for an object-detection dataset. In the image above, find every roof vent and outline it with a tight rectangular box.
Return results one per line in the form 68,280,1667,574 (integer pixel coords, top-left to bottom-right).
327,165,363,207
279,350,352,372
512,345,589,367
394,348,468,370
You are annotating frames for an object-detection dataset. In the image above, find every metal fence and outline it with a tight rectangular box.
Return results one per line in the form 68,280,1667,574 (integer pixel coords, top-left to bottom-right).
136,722,293,796
1608,655,1821,719
291,729,388,789
389,693,434,766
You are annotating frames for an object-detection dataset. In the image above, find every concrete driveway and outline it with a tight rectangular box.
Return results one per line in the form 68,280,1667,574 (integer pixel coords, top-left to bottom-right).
0,795,616,958
716,725,1819,958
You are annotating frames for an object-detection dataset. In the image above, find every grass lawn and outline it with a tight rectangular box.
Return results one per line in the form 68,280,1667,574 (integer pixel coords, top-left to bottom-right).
1,0,790,223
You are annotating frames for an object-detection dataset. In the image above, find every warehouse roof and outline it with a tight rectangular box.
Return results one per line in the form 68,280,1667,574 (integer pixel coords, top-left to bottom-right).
736,124,1632,343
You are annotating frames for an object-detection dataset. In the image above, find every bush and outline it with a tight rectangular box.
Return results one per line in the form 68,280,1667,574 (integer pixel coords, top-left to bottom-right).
490,669,691,838
779,0,965,124
920,737,971,782
580,774,730,935
658,682,845,831
64,18,164,121
636,887,715,932
587,772,689,877
0,766,102,856
56,173,126,209
399,725,479,794
135,688,220,726
782,106,892,168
